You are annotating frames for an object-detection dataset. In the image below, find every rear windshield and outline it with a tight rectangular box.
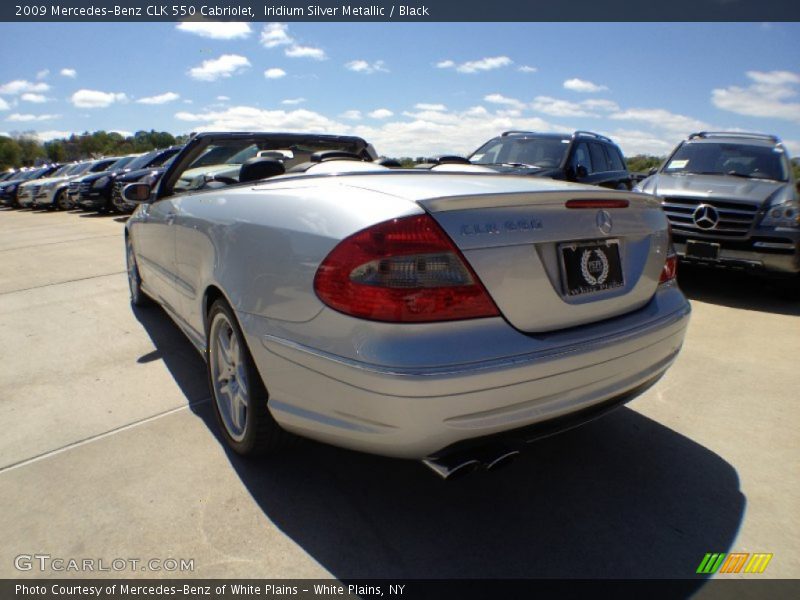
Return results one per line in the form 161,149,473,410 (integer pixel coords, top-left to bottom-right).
663,142,788,182
470,137,570,168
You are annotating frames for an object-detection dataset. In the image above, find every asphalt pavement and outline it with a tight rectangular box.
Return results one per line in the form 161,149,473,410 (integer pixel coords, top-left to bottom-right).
0,207,797,585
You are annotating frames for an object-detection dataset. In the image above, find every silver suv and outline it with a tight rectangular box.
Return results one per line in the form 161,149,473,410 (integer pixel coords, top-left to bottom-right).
635,132,799,288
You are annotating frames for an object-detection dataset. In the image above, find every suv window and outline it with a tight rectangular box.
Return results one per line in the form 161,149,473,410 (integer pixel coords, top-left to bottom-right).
589,143,610,173
570,142,592,172
664,142,788,182
605,145,626,171
470,137,569,168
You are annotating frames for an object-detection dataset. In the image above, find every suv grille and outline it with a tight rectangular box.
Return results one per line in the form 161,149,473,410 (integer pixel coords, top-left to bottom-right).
78,181,92,199
661,196,760,238
112,181,124,206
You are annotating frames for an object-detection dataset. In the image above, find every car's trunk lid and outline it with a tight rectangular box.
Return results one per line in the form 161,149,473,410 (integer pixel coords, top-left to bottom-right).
418,189,669,332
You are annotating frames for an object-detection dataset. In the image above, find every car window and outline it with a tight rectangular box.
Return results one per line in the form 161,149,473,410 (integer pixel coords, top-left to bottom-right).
570,142,593,173
664,142,788,181
168,137,371,195
589,143,610,173
470,137,568,168
605,145,626,171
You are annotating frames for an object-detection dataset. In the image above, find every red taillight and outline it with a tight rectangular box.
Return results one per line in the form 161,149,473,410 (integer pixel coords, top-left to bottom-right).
314,214,500,322
660,254,678,284
565,199,629,209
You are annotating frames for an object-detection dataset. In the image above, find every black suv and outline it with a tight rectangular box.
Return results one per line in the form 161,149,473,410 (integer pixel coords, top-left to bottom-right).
469,130,633,190
75,146,182,212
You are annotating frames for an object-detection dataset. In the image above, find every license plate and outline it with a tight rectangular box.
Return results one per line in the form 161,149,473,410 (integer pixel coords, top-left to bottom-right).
560,239,624,297
686,240,720,260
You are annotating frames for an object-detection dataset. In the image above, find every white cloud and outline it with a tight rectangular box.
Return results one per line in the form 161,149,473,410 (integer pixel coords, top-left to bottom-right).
176,22,251,40
285,45,326,60
174,105,346,133
0,98,9,111
60,68,77,78
582,98,620,112
563,78,608,93
518,65,537,73
21,93,48,103
484,93,525,110
350,108,560,157
712,70,800,123
136,92,180,105
415,103,446,111
282,97,306,105
188,54,251,81
783,139,800,156
531,96,596,117
70,89,128,108
36,69,49,80
6,113,60,122
0,80,50,95
345,60,388,74
264,68,287,79
530,96,620,118
340,110,362,120
260,23,293,48
435,60,455,69
369,108,394,119
31,130,74,142
610,107,709,133
608,129,679,157
456,56,513,74
216,96,230,101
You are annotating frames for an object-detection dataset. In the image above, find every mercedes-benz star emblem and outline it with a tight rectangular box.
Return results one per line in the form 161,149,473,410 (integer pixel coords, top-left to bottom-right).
596,210,613,235
692,204,720,230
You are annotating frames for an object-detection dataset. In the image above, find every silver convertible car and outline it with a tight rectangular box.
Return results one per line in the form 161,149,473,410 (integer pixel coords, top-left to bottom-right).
124,132,691,478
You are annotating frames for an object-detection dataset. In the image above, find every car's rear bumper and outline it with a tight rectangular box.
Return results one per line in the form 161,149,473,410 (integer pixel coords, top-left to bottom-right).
240,284,691,459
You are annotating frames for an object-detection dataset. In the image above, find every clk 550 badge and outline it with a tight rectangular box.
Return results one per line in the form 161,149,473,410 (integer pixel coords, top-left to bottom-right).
461,219,543,236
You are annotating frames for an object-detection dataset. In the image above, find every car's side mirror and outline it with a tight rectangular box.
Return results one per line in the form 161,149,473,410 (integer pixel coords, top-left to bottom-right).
648,167,658,176
122,183,152,204
575,165,589,179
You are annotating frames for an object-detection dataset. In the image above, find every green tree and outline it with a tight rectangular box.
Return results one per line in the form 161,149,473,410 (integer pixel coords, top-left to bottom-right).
0,136,22,170
627,155,664,173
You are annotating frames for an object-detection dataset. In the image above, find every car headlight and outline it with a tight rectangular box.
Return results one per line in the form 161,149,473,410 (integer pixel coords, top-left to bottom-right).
93,176,110,188
760,202,800,228
7,184,18,194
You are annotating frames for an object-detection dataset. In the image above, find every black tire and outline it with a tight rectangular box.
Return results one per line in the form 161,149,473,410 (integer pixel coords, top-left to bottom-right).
125,235,151,307
776,275,800,301
56,189,70,211
206,299,289,455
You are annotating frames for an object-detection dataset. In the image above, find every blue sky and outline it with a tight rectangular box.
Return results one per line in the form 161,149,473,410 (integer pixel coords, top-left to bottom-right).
1,22,799,158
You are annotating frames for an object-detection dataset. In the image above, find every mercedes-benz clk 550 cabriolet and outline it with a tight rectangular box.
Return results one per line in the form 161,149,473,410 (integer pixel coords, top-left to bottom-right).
124,132,690,478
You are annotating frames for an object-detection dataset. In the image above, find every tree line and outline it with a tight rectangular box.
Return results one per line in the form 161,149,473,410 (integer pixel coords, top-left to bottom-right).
0,130,185,170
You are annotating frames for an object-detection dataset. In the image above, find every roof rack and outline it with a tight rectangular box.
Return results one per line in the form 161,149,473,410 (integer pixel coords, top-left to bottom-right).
573,130,612,143
688,131,780,143
501,130,537,137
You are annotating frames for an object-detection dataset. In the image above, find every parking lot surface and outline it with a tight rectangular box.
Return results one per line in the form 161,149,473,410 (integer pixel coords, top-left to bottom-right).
0,207,798,583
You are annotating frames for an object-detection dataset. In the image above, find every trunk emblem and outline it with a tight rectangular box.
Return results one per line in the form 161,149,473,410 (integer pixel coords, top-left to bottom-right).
596,210,613,234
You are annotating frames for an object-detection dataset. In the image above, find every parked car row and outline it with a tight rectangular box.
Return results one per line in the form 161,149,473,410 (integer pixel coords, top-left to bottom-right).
0,145,183,213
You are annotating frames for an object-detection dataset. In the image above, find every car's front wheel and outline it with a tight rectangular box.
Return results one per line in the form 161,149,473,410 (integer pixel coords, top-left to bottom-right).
125,236,150,307
206,299,288,455
56,189,71,210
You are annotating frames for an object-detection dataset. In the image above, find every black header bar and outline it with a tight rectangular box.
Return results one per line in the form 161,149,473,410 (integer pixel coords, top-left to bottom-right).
2,0,798,22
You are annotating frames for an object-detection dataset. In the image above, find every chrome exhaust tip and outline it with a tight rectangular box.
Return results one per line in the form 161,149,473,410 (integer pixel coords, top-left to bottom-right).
421,456,482,480
422,444,522,479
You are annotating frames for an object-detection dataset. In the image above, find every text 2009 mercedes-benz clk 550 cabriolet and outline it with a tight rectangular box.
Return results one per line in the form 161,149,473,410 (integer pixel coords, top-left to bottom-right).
124,132,690,478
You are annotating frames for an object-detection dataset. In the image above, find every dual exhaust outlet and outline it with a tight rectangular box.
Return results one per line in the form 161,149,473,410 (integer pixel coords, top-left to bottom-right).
421,444,522,480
